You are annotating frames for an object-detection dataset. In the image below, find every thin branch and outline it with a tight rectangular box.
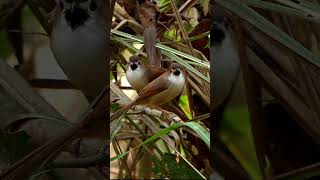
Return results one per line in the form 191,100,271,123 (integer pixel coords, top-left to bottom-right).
111,99,182,123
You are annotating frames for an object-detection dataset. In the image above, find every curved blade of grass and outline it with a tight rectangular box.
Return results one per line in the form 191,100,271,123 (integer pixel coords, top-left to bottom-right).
158,43,210,68
167,31,210,43
111,29,143,42
111,29,210,68
111,36,147,58
110,150,130,161
111,35,139,52
274,0,320,18
217,0,320,68
184,122,210,148
240,0,320,22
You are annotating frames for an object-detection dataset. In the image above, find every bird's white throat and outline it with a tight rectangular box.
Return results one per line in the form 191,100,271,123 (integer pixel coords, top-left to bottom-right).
168,72,185,90
126,67,148,92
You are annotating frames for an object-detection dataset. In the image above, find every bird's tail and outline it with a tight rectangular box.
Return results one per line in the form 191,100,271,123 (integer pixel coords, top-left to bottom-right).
143,25,161,67
111,101,136,121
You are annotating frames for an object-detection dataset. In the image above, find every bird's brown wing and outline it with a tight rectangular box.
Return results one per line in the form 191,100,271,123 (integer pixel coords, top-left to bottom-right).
147,65,166,81
137,72,170,101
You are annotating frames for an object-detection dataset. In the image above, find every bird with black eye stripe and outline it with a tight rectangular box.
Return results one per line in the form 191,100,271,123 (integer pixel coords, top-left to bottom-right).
51,0,108,102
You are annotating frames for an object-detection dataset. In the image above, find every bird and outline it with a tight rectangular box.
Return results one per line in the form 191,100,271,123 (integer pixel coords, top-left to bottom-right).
111,63,186,121
126,55,166,93
50,0,108,102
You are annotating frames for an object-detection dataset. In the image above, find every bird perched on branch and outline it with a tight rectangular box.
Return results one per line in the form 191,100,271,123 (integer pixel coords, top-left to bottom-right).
112,63,186,121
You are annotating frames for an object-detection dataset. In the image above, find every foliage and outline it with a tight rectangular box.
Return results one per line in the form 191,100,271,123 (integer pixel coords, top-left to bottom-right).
152,153,203,179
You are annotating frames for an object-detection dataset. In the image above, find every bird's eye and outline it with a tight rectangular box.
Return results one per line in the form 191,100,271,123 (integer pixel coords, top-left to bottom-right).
89,0,97,11
138,62,140,65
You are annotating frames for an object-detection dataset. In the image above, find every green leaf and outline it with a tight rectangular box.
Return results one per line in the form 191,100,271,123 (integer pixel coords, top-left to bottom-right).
151,155,165,176
164,28,178,41
110,103,121,112
221,106,262,180
163,153,202,179
159,0,171,12
240,0,319,22
184,122,210,148
110,150,130,161
200,0,210,16
110,71,114,80
179,95,192,119
274,0,320,18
